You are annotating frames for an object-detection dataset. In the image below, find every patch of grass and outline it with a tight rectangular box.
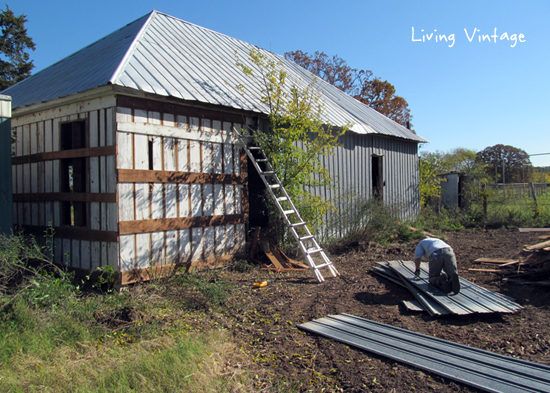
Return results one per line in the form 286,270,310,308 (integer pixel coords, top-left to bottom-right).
0,233,254,392
172,271,233,309
1,329,251,393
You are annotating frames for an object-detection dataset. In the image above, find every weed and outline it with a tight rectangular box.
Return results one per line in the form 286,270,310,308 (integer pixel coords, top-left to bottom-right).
173,271,232,308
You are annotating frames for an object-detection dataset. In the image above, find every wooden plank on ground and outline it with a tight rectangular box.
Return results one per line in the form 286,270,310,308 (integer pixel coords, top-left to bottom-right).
524,240,550,251
474,258,519,264
519,228,550,233
498,260,524,268
468,268,506,273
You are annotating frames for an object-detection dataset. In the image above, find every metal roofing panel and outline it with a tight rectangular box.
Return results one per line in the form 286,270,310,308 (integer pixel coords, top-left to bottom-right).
2,13,150,109
386,260,523,315
299,314,550,393
373,263,451,316
3,11,427,143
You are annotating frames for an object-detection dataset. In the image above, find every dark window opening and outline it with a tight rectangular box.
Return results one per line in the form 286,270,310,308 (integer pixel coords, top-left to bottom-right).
60,121,87,227
148,140,154,170
61,121,86,150
372,155,384,201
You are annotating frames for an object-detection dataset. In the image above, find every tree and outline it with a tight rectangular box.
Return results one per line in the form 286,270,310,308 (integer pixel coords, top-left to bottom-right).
285,50,413,129
357,78,411,127
476,144,532,184
418,155,442,207
0,5,35,90
284,50,370,96
237,47,347,233
420,147,488,181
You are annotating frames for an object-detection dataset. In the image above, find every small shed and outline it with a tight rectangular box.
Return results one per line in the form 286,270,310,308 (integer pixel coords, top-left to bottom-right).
2,11,427,283
437,172,471,211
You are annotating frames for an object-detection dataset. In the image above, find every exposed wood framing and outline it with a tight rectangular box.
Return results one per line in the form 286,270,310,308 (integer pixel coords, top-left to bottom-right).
19,225,118,242
12,145,116,165
115,100,249,275
120,255,234,285
118,169,245,185
119,214,244,234
12,100,118,271
11,94,251,279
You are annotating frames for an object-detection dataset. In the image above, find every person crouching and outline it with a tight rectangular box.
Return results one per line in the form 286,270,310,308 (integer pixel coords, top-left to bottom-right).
414,237,460,295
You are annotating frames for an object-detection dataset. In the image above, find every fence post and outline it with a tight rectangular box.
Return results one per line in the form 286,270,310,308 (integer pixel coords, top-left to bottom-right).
529,182,539,219
482,184,488,217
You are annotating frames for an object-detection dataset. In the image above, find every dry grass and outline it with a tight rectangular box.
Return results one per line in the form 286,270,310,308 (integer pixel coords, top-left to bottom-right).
1,329,255,392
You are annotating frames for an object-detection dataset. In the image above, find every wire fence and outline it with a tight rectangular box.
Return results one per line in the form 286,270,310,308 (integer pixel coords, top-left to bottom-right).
469,182,550,221
482,182,550,205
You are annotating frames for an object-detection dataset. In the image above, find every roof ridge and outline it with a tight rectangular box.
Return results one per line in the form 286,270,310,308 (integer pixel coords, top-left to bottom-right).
109,10,157,84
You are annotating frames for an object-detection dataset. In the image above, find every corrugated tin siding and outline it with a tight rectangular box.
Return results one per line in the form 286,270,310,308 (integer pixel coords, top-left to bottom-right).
305,133,419,239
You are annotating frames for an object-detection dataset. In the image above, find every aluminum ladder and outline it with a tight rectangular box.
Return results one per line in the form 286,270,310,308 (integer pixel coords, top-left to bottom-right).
233,127,339,282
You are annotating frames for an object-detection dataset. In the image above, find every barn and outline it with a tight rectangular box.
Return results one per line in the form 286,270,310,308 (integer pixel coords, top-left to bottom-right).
2,11,427,284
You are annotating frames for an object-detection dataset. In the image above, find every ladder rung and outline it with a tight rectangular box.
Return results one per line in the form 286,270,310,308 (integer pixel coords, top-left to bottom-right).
276,197,288,202
261,171,276,176
291,222,306,227
307,248,323,255
313,262,332,269
249,146,262,150
300,235,314,241
283,210,295,215
269,184,281,189
257,159,268,162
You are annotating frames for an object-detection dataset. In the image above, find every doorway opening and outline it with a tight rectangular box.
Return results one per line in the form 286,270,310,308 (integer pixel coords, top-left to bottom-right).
372,155,384,201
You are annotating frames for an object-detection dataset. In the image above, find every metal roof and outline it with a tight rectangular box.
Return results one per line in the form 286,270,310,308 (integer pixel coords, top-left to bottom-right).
299,314,550,393
2,11,427,143
374,261,523,316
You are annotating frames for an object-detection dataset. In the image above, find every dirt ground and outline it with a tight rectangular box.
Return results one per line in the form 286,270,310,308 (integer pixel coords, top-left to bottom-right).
212,228,550,392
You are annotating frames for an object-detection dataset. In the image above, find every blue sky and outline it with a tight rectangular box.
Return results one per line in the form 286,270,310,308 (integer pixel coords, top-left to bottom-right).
11,0,550,166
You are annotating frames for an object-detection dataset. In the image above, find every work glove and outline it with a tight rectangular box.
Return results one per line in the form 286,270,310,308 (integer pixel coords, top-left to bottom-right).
414,269,421,277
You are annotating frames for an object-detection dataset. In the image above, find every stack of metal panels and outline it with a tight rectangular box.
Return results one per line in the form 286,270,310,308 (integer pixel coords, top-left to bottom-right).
299,314,550,393
373,260,523,316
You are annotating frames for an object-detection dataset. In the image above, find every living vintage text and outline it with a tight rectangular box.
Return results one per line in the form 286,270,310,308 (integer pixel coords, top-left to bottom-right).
412,27,526,48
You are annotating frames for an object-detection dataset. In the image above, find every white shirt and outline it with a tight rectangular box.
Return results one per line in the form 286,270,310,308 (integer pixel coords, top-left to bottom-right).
414,237,451,259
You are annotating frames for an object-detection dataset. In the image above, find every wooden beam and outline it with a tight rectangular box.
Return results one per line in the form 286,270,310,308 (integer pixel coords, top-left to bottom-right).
474,258,519,264
468,268,506,273
117,168,246,185
118,214,245,235
12,145,116,165
13,192,116,203
524,240,550,251
116,94,256,125
20,225,118,242
120,255,234,285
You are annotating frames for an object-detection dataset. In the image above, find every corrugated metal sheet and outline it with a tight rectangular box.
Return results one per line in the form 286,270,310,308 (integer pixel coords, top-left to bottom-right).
374,260,523,315
309,132,420,239
299,314,550,393
3,11,427,144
